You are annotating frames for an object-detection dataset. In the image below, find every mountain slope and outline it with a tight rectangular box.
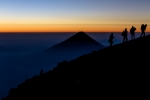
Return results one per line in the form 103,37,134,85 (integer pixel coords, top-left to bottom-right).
2,35,150,100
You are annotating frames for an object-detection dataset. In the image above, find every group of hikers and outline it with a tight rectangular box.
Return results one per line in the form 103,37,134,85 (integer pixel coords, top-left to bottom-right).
108,24,147,46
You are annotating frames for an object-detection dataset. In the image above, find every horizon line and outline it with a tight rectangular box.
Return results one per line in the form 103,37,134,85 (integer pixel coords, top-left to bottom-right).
0,31,148,33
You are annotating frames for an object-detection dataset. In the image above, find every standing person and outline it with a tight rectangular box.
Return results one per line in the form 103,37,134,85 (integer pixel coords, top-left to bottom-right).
40,69,43,75
108,33,115,46
130,26,136,40
121,28,128,42
140,24,147,37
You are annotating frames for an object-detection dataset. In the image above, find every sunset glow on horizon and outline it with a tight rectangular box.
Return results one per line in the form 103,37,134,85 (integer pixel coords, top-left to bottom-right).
0,0,150,32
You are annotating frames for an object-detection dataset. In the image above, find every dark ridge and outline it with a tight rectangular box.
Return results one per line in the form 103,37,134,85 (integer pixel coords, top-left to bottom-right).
2,35,150,100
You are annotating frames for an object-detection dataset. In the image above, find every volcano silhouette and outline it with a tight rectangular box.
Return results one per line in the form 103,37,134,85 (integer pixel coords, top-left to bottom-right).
47,31,105,52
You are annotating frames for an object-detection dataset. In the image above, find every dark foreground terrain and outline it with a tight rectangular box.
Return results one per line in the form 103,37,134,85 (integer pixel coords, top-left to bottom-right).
2,34,150,99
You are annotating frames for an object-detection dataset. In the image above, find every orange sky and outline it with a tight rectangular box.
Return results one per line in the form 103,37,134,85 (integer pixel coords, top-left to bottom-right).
0,24,149,32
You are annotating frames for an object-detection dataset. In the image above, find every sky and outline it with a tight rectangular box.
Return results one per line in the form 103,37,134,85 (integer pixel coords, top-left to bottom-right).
0,0,150,32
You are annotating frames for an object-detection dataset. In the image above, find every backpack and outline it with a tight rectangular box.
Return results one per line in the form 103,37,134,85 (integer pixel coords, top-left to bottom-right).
130,28,132,33
121,31,124,36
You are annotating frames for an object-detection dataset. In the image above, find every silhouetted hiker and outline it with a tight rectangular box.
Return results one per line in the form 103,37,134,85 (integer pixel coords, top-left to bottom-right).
108,33,114,46
140,24,147,37
130,26,136,40
40,69,43,75
121,28,128,42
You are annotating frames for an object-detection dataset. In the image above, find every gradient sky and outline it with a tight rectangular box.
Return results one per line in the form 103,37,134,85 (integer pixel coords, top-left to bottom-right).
0,0,150,32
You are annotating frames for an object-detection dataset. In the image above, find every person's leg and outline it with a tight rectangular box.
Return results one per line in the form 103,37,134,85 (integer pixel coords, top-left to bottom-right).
110,43,112,46
140,31,143,37
141,31,145,37
144,32,145,36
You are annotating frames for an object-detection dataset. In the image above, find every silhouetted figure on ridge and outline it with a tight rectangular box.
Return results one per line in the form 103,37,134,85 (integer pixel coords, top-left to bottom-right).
40,69,43,75
130,26,136,40
140,24,147,37
121,28,128,42
108,33,115,46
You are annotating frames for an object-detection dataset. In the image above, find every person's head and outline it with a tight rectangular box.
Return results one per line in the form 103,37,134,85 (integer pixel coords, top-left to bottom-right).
125,28,127,31
145,24,147,27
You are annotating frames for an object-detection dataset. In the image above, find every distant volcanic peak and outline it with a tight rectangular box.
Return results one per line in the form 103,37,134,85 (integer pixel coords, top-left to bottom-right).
75,31,88,36
64,31,99,43
47,31,105,51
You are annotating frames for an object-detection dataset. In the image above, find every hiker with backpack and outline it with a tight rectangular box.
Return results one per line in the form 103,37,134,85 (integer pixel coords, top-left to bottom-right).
121,28,128,42
140,24,147,37
108,33,115,46
130,26,136,40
